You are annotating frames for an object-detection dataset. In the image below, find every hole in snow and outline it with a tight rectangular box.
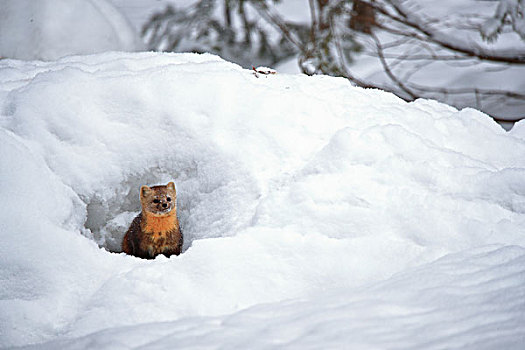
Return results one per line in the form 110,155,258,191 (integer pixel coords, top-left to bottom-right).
81,157,261,254
83,168,177,253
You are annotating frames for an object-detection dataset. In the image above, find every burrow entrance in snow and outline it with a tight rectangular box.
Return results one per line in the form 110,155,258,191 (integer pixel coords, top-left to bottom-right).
82,167,179,253
81,159,260,254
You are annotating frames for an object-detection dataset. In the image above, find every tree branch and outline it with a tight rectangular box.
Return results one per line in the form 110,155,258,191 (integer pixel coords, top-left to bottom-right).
370,32,418,99
375,0,525,64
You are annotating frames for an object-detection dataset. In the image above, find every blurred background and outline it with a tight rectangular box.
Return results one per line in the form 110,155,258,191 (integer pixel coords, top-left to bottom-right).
1,0,524,126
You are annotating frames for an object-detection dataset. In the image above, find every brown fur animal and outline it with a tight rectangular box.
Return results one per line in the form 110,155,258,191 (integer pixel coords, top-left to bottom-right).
122,182,183,259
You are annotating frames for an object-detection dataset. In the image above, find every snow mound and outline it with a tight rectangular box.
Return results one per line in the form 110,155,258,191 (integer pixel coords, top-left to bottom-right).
1,52,524,348
0,0,142,61
24,245,525,349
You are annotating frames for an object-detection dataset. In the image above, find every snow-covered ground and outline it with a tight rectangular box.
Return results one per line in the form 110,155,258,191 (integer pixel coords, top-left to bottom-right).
1,52,525,349
0,0,142,61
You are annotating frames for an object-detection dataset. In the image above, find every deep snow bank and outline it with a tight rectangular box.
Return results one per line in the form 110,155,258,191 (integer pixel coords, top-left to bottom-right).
25,245,525,349
1,52,525,348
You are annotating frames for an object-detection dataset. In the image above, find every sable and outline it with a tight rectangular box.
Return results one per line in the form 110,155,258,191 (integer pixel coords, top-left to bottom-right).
122,182,183,259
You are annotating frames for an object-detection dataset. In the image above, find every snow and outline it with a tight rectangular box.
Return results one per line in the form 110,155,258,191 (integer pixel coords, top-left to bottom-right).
481,0,525,41
109,0,312,33
108,0,197,31
1,52,525,349
0,0,142,61
22,245,525,349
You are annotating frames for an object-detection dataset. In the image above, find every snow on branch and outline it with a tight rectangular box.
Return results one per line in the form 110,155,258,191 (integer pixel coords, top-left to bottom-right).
481,0,525,42
324,0,525,122
378,0,525,64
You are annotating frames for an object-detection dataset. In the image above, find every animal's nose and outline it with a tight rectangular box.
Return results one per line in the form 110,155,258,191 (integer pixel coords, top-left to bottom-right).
162,203,168,208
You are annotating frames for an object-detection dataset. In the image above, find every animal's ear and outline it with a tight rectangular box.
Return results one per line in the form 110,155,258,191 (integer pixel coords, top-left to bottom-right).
167,182,176,192
140,185,152,198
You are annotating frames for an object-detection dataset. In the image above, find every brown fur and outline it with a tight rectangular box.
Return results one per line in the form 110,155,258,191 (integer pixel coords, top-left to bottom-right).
122,182,183,259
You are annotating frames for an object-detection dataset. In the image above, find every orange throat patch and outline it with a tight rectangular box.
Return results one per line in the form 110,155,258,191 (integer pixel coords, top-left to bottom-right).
142,211,178,233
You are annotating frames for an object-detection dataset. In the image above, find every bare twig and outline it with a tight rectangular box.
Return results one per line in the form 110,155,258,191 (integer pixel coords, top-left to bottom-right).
371,32,418,99
250,2,304,51
375,0,525,64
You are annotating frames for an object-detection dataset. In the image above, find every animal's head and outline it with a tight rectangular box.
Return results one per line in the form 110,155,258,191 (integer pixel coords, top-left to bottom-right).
140,182,177,216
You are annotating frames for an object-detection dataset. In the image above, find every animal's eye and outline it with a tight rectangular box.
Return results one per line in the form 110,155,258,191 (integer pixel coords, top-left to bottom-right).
153,199,160,204
166,197,171,202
